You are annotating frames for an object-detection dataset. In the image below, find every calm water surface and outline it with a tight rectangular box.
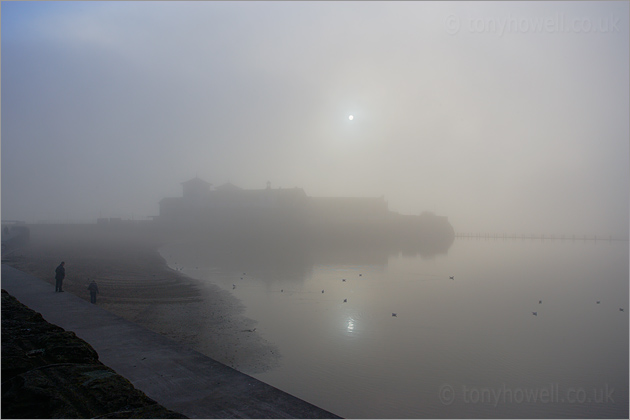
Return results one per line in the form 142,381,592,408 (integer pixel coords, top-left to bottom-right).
162,238,628,418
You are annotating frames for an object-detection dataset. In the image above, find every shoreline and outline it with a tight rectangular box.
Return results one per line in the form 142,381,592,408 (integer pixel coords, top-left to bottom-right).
2,224,279,374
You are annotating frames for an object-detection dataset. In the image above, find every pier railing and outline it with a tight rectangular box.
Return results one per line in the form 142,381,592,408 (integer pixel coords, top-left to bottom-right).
455,233,628,242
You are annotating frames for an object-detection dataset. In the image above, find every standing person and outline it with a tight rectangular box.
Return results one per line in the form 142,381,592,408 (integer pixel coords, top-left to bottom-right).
55,261,65,292
87,279,99,304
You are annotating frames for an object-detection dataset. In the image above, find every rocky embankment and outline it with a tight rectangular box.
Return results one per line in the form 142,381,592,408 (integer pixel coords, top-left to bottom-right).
1,289,186,419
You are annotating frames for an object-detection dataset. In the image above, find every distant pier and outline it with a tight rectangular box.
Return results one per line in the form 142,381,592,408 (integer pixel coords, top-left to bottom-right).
455,233,627,242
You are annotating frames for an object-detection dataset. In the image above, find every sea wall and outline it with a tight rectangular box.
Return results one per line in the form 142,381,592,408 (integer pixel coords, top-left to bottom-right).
1,289,186,419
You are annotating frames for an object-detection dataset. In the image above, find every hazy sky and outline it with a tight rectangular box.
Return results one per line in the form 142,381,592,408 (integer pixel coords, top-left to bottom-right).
2,1,628,237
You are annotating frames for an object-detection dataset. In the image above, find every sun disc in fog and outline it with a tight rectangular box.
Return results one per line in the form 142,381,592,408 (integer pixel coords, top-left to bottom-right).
348,115,354,121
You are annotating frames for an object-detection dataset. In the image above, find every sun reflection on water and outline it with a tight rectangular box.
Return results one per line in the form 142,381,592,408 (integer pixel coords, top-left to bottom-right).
346,317,355,333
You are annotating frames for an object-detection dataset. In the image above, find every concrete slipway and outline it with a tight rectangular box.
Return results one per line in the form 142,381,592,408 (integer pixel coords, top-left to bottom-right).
1,264,340,419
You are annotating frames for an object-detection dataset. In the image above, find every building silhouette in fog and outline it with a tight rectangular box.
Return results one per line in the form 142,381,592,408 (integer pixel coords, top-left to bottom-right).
155,177,455,256
157,177,388,225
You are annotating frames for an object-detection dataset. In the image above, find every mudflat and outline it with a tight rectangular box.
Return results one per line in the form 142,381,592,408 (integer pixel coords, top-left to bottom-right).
2,224,279,374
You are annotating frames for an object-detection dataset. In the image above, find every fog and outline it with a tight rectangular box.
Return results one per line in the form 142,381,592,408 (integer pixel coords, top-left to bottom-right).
2,1,628,238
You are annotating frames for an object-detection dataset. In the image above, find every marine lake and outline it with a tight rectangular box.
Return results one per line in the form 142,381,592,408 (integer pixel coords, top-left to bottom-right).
161,237,628,418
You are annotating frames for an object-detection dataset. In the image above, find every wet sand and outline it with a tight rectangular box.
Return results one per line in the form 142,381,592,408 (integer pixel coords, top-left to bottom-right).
2,224,279,374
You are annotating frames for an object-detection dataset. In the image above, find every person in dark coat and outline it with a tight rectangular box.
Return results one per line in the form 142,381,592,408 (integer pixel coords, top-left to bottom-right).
87,279,99,304
55,261,65,292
